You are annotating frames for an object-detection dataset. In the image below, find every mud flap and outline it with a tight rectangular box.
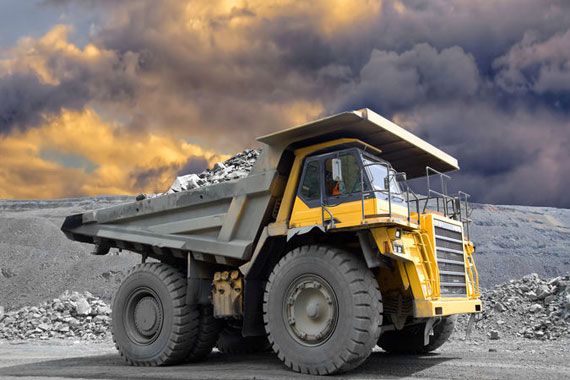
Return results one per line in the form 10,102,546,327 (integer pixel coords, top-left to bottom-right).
424,318,438,345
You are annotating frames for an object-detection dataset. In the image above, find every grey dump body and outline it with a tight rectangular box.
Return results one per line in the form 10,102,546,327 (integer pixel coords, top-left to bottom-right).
62,166,285,262
61,108,458,262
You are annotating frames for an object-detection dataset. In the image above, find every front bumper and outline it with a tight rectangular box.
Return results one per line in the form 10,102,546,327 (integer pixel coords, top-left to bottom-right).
414,298,482,318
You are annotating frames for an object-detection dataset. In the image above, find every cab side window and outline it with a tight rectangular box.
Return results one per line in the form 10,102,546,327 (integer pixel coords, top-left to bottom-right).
325,153,362,197
299,160,320,200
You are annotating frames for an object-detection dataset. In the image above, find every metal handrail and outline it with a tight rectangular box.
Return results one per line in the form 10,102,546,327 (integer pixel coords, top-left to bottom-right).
423,166,453,215
321,205,335,230
421,167,473,241
457,191,472,240
465,250,480,297
414,230,440,298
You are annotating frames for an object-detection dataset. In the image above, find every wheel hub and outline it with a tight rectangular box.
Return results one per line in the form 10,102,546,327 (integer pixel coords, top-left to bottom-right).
134,296,161,337
284,275,338,346
125,288,164,345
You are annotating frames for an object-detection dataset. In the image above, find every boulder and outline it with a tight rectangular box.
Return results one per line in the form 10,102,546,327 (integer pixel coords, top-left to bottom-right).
74,298,91,316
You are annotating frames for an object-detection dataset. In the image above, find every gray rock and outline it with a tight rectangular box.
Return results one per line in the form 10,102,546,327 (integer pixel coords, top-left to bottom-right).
494,303,507,312
94,315,111,324
3,317,15,325
535,285,552,300
0,306,4,322
68,317,80,328
489,330,500,340
544,295,556,304
74,298,91,316
529,304,543,313
213,162,226,171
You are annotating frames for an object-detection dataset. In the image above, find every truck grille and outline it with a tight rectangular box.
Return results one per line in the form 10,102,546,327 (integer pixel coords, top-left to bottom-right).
433,220,467,296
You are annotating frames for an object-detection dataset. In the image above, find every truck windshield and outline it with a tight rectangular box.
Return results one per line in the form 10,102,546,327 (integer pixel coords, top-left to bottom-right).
362,157,404,201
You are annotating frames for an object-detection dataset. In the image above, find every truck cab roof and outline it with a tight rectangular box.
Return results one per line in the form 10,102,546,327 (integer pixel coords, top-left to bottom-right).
257,108,458,179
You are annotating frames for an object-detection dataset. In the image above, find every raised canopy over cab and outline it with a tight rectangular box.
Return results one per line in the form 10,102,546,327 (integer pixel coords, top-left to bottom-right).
256,108,458,179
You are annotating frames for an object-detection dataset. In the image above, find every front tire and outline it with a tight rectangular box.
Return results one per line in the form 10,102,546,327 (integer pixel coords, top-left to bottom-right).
263,245,383,375
112,263,199,366
378,316,457,354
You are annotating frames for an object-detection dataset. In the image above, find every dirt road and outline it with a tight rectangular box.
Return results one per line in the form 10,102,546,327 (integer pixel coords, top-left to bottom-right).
0,338,568,379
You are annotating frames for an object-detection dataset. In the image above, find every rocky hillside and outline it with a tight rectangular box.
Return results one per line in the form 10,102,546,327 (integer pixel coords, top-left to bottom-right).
469,203,570,286
0,196,139,310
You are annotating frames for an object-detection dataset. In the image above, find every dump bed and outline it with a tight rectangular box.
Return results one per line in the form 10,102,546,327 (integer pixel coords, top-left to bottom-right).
62,167,285,262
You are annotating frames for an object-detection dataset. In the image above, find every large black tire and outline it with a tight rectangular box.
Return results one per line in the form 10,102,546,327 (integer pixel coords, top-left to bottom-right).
216,324,271,354
185,305,223,362
378,316,456,354
112,263,199,366
263,245,383,375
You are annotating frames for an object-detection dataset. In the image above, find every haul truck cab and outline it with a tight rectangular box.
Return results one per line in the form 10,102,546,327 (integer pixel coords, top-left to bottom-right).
61,108,481,375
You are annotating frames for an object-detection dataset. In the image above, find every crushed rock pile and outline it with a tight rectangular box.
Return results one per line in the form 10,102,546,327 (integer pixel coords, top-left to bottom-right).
0,291,111,341
456,273,570,340
166,149,260,194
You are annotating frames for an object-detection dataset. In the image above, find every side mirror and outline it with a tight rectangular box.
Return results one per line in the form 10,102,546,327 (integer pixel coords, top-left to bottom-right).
332,158,343,181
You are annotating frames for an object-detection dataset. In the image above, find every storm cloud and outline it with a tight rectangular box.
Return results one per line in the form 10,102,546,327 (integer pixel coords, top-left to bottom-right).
0,0,569,206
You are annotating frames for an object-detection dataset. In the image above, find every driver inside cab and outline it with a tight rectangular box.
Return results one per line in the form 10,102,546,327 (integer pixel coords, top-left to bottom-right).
324,154,360,197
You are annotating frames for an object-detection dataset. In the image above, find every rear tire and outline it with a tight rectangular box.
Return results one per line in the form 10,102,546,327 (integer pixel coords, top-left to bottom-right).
112,263,199,366
263,245,383,375
378,316,456,354
186,305,223,362
216,324,271,354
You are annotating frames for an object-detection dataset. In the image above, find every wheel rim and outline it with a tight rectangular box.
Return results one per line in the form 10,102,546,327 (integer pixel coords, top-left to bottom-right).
283,274,338,346
124,287,164,345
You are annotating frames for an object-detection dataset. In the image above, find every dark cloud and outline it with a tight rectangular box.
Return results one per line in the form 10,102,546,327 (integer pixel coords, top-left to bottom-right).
2,0,570,206
176,156,209,176
336,44,480,114
0,73,89,133
494,30,570,96
130,162,179,192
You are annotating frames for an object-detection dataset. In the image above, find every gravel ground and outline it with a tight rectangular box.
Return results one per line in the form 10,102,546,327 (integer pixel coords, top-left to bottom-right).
0,337,567,379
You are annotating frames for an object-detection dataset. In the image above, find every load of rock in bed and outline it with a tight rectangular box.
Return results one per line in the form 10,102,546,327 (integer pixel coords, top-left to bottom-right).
456,273,570,340
166,149,260,194
0,291,111,341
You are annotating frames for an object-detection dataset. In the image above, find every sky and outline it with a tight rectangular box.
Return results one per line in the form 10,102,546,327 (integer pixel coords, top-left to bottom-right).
0,0,569,207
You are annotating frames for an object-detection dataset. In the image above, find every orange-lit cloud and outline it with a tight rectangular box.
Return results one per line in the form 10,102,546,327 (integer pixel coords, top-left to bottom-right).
0,109,223,198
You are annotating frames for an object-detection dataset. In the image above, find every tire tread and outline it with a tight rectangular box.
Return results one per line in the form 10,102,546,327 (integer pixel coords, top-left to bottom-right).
263,245,383,374
112,263,199,366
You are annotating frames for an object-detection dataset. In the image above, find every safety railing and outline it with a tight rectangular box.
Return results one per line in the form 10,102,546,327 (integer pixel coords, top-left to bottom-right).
321,205,335,230
414,230,440,298
418,166,473,240
457,191,473,241
465,250,480,297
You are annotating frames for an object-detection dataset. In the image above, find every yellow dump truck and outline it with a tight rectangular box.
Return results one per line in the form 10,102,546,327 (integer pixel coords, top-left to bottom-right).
62,108,481,375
